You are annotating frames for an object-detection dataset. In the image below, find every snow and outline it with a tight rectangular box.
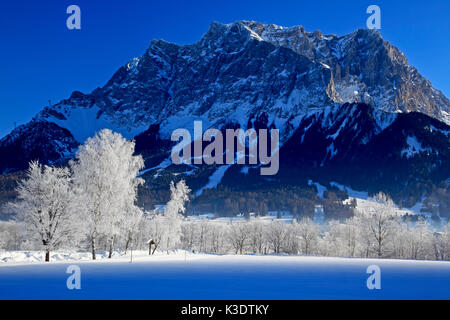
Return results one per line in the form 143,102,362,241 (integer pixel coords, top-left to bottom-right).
159,113,211,140
308,180,327,199
401,136,432,159
326,142,338,159
429,125,450,137
350,194,432,220
0,250,449,299
330,181,369,200
441,110,450,125
240,166,250,175
333,76,363,104
48,105,148,143
196,165,232,196
373,108,397,131
243,25,264,41
125,57,140,75
187,213,296,225
327,118,348,140
308,181,434,220
138,158,172,177
0,250,120,264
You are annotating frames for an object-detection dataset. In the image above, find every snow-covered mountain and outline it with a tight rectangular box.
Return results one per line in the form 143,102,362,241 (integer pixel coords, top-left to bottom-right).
0,20,449,209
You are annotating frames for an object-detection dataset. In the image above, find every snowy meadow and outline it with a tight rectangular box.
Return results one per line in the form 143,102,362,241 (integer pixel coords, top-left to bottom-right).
0,251,449,299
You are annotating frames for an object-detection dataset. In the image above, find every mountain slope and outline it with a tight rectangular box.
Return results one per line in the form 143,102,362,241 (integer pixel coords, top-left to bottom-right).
278,103,450,205
0,120,77,174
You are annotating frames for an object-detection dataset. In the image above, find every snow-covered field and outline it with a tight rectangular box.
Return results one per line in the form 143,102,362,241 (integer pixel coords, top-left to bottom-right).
0,250,449,300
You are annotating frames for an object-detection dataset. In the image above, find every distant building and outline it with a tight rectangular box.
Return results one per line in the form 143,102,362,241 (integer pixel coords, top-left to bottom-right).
313,205,325,224
268,211,292,219
153,205,167,214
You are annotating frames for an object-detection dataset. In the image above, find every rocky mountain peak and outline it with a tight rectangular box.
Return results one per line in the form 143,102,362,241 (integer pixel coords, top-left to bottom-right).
0,20,449,180
21,21,448,138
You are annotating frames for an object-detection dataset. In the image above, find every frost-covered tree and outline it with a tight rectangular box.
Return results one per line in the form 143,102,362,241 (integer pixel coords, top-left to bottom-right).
122,204,144,254
283,223,300,254
181,221,198,251
324,218,358,257
9,162,77,262
181,221,229,254
71,129,144,259
146,213,167,254
163,180,191,252
405,218,433,260
266,221,286,254
322,220,345,257
228,221,250,254
248,220,266,254
432,223,450,260
296,218,320,255
0,221,24,251
207,223,228,254
389,220,409,259
341,217,358,257
356,192,400,258
353,212,374,258
196,221,210,253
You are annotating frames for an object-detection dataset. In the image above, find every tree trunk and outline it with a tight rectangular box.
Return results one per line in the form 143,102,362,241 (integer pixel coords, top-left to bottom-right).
91,237,97,260
377,239,382,258
125,234,131,254
42,240,50,262
108,237,114,259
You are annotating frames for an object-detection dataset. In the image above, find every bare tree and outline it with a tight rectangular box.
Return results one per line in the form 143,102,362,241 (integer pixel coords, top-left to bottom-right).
266,221,286,254
359,192,399,258
248,221,266,254
296,218,319,255
228,222,249,254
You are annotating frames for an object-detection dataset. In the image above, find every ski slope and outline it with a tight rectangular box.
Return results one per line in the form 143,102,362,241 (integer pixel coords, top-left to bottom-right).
0,251,449,300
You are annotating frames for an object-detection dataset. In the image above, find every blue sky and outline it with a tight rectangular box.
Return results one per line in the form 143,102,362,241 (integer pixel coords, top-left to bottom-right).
0,0,449,137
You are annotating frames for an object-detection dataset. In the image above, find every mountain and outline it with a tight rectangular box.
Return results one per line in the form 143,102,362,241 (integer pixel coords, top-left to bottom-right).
1,21,449,216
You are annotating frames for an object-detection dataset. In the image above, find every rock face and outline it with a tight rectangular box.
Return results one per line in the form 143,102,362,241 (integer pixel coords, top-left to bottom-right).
0,20,449,208
242,21,450,120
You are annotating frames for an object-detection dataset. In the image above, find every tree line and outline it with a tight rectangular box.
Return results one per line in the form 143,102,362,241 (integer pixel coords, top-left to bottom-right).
178,194,449,260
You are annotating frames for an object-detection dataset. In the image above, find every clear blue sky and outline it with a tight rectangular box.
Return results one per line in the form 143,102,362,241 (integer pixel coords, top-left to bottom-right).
0,0,449,137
